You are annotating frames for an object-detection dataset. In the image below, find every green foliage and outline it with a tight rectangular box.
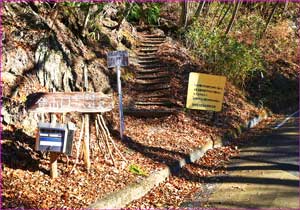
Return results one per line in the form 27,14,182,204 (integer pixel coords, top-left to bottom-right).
185,22,264,88
145,3,161,25
127,3,161,25
127,3,142,23
128,164,149,177
235,14,265,39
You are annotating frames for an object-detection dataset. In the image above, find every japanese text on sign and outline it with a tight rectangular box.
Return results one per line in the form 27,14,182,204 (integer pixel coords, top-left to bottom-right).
27,92,113,113
107,51,129,68
186,72,226,112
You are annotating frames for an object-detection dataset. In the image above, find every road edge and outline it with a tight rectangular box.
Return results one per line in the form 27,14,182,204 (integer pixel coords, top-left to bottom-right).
89,110,269,208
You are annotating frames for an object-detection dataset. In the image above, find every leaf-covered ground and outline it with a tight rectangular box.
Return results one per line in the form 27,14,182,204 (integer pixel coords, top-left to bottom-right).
1,38,268,209
126,115,282,208
2,3,298,209
1,86,263,209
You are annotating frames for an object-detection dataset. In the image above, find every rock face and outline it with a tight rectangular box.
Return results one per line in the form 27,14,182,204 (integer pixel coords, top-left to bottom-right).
35,38,74,92
1,3,111,133
2,2,141,132
3,44,34,76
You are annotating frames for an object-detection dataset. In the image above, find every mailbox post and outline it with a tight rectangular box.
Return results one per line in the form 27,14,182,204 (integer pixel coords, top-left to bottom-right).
28,91,114,177
36,122,75,178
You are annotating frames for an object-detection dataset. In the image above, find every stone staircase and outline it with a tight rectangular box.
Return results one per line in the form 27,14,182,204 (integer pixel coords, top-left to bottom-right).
125,34,176,117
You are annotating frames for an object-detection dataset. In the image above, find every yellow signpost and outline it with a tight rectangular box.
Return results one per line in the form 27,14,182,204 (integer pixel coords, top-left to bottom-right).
186,72,226,112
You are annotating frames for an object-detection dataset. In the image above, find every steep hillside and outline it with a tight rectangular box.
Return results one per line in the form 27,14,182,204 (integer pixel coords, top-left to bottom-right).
1,2,298,209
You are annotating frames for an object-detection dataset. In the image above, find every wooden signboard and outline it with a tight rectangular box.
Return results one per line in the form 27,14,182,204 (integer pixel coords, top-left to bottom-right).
27,92,113,113
107,51,129,68
186,72,226,112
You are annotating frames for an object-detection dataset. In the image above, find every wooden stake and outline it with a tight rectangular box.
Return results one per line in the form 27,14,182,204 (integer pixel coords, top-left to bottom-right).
99,114,127,162
70,116,85,174
50,153,60,178
82,65,91,172
83,114,91,172
95,118,105,154
97,114,115,165
50,87,59,178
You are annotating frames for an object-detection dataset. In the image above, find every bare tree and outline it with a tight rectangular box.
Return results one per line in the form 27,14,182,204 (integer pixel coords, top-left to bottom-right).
194,1,206,20
210,2,223,30
262,1,280,37
217,3,232,28
82,4,92,37
186,1,206,28
180,0,189,28
225,0,241,35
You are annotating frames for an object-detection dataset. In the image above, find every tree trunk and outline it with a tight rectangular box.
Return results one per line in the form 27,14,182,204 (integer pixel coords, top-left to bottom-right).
82,4,91,37
217,4,232,27
194,1,206,19
262,2,280,37
180,0,188,28
204,2,212,18
186,1,206,27
225,0,241,35
215,3,227,25
283,0,289,12
210,2,223,29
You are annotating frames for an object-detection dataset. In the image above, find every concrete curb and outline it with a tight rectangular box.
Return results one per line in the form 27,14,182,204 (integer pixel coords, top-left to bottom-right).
89,110,269,208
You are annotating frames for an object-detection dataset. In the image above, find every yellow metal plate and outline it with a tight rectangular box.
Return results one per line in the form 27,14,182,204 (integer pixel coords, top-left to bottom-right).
186,72,226,112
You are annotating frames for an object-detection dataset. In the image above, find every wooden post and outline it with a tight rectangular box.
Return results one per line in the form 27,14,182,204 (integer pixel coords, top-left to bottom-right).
83,114,90,172
50,152,59,178
50,87,59,178
83,65,91,172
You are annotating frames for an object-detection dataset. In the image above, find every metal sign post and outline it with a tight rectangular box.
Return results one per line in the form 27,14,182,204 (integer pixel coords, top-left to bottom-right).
116,64,125,140
107,51,128,140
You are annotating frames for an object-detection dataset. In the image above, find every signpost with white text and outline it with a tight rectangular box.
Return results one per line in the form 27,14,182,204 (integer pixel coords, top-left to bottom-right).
107,50,129,140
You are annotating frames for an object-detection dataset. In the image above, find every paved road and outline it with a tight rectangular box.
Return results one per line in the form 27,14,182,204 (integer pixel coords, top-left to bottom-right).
183,112,299,208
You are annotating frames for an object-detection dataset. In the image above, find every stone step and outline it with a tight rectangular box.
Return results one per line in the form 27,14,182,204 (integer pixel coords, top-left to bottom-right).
142,34,166,38
135,78,169,85
137,52,157,56
139,43,162,48
141,38,165,43
136,84,171,92
137,60,160,65
135,68,166,74
124,109,175,118
136,72,169,80
138,48,159,53
141,40,166,44
138,56,158,60
135,101,173,107
135,96,171,102
139,64,165,69
137,92,170,99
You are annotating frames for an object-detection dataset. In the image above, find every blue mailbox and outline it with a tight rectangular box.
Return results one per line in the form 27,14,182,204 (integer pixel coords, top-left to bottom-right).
36,122,75,155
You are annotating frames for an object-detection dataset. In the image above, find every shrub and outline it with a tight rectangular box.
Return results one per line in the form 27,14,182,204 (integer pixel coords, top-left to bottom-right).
185,22,264,88
127,3,161,25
